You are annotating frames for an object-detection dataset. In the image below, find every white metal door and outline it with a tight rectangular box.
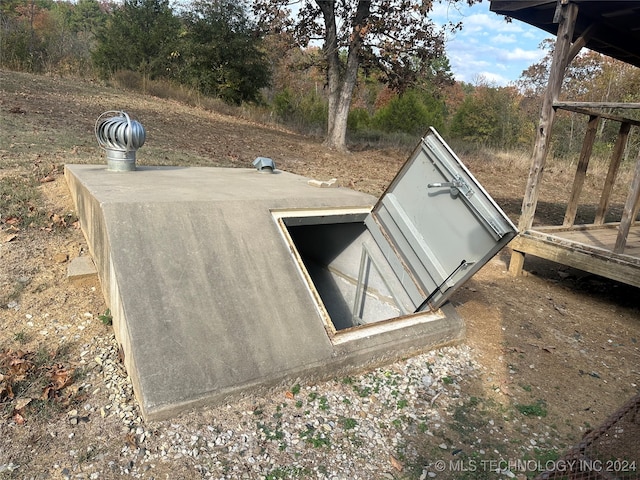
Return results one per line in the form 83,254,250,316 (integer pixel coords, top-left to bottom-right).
365,128,518,310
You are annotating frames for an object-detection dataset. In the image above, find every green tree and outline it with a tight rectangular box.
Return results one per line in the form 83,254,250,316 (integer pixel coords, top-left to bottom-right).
39,0,106,74
175,0,270,104
0,0,107,74
449,84,530,148
69,0,107,36
373,89,445,135
92,0,180,79
0,0,53,71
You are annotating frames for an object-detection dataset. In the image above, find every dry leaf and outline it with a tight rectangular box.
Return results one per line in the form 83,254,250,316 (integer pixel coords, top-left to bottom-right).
0,381,13,401
12,411,25,425
42,386,55,400
125,432,138,449
4,234,17,243
42,364,74,399
390,455,404,472
9,352,34,377
48,213,67,228
49,364,74,389
285,391,295,400
40,175,55,183
14,397,32,410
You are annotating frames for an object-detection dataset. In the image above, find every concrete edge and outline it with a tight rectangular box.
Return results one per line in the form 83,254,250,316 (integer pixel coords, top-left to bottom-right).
144,305,464,421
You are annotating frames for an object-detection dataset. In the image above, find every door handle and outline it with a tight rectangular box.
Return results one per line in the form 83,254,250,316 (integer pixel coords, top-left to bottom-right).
428,180,461,197
427,182,456,188
427,176,472,198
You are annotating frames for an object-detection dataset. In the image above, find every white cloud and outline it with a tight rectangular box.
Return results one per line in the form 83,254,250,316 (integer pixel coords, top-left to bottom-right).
491,34,517,44
477,71,510,85
433,1,553,86
501,47,546,62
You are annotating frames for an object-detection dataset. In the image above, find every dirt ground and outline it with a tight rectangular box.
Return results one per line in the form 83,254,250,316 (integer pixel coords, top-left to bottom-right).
1,70,639,478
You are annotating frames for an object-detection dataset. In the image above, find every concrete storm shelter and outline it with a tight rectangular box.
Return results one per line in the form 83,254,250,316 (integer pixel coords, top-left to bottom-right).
66,128,517,420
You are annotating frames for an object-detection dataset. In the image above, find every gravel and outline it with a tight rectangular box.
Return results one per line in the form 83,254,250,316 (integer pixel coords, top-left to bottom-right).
2,326,488,479
60,333,480,479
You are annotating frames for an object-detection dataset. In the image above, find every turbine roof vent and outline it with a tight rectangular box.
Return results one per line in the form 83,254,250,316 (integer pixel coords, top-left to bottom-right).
95,111,146,172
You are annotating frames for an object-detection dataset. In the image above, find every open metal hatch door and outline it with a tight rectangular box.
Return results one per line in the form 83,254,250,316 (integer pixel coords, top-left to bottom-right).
365,128,518,311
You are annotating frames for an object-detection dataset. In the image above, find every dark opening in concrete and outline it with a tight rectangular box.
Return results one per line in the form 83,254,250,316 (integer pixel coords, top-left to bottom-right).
276,209,417,334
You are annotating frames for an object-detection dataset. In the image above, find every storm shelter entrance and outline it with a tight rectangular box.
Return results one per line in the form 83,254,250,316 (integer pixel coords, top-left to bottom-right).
277,209,417,332
275,128,518,337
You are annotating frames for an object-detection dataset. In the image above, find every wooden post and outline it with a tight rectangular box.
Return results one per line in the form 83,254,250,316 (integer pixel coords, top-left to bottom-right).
595,122,631,225
614,149,640,253
563,114,599,227
509,1,579,276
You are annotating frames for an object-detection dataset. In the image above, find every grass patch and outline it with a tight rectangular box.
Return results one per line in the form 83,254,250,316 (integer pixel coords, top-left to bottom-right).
257,422,284,441
98,309,113,326
318,396,329,411
523,448,561,478
352,385,372,397
339,417,358,430
2,280,27,307
264,466,310,479
300,425,330,448
516,400,548,418
0,175,48,228
13,331,29,344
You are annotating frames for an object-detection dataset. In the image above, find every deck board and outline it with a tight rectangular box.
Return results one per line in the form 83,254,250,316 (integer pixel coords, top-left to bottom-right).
535,224,640,258
510,224,640,287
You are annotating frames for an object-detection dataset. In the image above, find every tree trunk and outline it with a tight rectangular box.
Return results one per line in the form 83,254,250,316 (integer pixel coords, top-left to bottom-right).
316,0,370,152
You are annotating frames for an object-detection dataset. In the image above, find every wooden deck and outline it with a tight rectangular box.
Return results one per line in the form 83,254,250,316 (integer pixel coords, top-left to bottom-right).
494,1,640,290
509,224,640,287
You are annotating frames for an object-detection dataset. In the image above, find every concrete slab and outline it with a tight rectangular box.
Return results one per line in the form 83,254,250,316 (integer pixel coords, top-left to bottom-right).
65,165,464,420
67,256,97,283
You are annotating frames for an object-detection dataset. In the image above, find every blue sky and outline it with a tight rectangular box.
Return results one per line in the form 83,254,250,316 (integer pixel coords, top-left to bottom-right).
431,1,553,86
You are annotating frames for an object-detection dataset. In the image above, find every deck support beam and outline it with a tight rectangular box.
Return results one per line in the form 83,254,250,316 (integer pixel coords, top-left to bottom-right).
595,122,631,225
563,114,599,227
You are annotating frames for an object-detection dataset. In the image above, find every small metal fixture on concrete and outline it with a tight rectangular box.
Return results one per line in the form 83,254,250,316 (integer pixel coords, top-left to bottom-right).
95,111,146,171
253,156,275,172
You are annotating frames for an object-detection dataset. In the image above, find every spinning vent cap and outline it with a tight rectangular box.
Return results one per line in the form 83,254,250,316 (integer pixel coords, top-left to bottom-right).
95,111,146,172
